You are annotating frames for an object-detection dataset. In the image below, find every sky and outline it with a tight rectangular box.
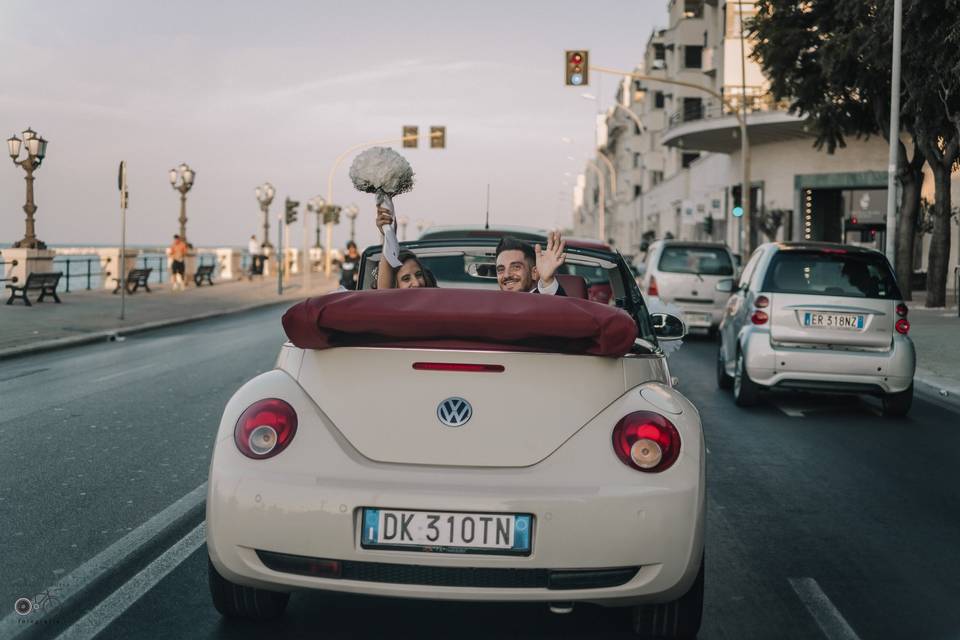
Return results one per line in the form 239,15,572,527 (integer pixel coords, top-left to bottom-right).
0,0,665,251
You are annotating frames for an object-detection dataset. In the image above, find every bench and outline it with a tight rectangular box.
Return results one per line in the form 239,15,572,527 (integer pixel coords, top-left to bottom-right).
194,264,215,287
112,268,153,294
5,271,63,306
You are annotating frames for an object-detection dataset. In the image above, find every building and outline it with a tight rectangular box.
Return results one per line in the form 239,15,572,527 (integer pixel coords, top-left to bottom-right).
577,0,904,262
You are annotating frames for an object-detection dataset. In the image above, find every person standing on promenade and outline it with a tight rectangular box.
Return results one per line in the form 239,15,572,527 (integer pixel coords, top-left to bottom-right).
169,234,188,291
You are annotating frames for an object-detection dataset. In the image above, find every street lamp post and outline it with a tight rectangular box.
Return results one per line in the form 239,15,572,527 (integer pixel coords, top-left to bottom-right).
398,216,409,242
6,127,49,249
416,219,426,238
168,163,196,242
345,204,359,243
306,197,326,249
255,182,275,252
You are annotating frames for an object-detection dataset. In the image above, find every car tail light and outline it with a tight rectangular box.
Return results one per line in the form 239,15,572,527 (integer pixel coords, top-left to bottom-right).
754,295,769,308
895,318,910,335
611,411,681,473
648,276,658,297
896,303,908,317
751,310,769,325
234,399,298,459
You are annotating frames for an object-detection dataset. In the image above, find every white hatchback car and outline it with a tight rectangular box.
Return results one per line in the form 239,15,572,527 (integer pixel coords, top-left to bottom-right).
642,241,738,336
206,239,706,638
716,242,916,415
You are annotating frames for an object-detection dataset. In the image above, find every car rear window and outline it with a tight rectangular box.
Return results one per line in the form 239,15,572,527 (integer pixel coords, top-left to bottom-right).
562,263,609,284
761,250,901,299
658,246,733,276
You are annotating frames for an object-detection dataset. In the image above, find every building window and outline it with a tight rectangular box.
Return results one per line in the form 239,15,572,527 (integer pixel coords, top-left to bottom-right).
682,152,701,168
634,185,642,199
654,91,665,109
684,0,703,18
654,43,665,62
634,153,641,168
651,171,664,186
682,97,703,122
684,45,703,69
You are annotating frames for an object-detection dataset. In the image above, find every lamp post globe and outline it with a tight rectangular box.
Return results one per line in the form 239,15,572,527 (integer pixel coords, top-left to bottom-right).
345,204,359,243
307,196,326,249
169,162,195,243
7,126,49,248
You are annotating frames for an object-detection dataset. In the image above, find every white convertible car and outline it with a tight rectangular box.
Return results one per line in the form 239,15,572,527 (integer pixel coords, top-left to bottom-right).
206,239,706,638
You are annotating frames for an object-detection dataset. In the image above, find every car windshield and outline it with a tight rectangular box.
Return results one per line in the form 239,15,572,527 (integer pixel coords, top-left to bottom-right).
761,250,901,299
658,246,733,276
562,263,609,285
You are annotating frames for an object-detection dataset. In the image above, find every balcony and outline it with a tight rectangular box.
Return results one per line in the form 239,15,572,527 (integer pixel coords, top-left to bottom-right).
661,90,812,153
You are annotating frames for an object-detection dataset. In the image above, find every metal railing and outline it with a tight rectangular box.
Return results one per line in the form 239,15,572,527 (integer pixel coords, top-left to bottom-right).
0,257,19,284
667,89,790,130
52,256,111,292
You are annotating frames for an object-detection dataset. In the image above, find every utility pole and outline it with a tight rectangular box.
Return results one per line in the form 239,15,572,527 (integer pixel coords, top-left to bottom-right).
885,0,902,265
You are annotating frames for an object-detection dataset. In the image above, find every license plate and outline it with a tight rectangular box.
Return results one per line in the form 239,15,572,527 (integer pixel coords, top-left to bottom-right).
684,312,711,325
802,312,864,330
361,508,532,555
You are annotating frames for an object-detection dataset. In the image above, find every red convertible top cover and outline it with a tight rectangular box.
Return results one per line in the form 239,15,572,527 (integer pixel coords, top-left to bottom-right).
282,288,638,357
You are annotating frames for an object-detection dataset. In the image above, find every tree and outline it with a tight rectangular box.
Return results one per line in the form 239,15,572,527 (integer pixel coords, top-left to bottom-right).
899,0,960,307
750,0,926,299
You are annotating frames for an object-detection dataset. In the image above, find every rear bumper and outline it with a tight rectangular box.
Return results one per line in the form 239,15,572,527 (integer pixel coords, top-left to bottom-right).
742,331,915,394
670,301,724,329
207,375,706,608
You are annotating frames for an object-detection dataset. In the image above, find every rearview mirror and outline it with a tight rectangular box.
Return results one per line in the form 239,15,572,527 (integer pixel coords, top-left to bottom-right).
650,313,685,341
715,278,735,293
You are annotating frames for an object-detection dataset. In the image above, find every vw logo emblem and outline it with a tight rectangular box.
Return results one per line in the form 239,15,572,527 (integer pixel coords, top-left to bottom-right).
437,397,472,427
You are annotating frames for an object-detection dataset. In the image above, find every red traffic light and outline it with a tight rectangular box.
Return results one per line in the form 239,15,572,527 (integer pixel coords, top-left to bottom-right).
570,52,582,64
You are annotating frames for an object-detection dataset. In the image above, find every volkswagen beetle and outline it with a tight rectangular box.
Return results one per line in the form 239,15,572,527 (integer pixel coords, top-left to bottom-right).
206,239,705,638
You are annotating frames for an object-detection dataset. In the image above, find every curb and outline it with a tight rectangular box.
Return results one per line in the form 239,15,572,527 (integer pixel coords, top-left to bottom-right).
0,297,300,362
913,369,960,412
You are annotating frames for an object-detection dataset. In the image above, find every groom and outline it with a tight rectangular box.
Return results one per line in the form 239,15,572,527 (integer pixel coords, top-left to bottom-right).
494,233,567,296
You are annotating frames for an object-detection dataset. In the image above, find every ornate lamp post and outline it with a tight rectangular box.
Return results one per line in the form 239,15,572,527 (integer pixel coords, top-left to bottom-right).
306,196,326,249
416,219,426,238
345,204,359,243
398,215,409,242
255,182,275,253
7,127,49,249
168,163,196,242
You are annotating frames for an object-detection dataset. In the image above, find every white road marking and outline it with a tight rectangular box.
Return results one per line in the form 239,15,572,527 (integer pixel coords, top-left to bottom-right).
775,402,807,418
0,483,206,639
789,577,861,640
90,363,157,384
54,522,206,640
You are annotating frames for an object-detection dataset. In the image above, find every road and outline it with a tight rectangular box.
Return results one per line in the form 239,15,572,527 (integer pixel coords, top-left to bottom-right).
2,309,959,639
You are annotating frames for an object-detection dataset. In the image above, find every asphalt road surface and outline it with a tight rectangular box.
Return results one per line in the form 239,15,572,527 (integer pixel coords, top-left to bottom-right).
2,309,958,640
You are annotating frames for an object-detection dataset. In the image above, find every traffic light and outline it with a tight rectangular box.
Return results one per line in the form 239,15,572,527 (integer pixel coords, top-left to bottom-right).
285,197,299,225
323,205,341,225
430,126,446,149
402,126,418,148
565,50,589,86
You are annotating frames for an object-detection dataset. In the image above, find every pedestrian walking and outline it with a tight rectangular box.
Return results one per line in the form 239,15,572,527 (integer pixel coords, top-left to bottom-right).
339,241,361,290
169,234,188,291
247,235,262,280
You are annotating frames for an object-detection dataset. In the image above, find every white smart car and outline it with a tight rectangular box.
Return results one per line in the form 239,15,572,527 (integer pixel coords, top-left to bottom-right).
206,239,706,638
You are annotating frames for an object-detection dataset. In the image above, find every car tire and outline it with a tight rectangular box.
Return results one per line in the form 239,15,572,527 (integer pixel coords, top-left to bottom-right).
716,340,733,390
208,557,290,621
630,554,704,639
733,348,760,407
882,384,913,417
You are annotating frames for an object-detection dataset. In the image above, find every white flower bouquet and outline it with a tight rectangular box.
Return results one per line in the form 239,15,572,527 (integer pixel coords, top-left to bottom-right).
349,147,415,267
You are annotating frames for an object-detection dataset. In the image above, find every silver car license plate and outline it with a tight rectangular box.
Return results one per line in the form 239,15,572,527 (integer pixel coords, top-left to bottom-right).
802,312,864,330
361,508,532,555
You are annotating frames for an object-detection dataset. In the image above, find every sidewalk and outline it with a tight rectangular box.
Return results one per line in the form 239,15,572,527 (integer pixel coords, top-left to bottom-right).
0,273,338,360
908,293,960,405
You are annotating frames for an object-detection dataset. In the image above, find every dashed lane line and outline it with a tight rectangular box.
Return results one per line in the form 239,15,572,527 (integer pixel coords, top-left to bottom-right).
54,523,206,640
789,577,861,640
0,483,206,640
